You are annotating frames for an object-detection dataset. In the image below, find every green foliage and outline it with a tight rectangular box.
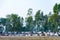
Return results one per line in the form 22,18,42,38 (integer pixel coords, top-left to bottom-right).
25,16,33,31
48,3,60,32
27,8,33,16
25,8,34,31
53,3,60,14
53,3,58,13
6,14,23,32
35,10,40,21
35,10,44,32
0,18,6,26
43,15,49,32
1,3,60,32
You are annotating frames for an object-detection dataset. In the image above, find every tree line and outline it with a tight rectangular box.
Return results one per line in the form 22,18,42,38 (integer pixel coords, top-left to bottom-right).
0,3,60,32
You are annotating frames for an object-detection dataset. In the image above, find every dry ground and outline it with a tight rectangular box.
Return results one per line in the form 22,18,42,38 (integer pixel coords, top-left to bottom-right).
0,36,60,40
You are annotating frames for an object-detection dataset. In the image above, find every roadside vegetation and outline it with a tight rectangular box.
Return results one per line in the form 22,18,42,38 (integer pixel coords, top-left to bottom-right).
0,3,60,35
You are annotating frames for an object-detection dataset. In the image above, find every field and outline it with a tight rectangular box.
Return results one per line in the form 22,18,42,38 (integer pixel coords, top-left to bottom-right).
0,36,60,40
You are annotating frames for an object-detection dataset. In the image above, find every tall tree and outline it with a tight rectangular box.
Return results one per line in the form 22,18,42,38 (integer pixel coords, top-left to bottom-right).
25,16,33,31
25,8,34,31
35,10,44,32
48,3,60,32
6,14,23,32
43,15,49,32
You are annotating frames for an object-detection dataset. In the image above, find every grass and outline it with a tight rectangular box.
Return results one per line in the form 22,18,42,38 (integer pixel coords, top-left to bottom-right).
0,36,60,40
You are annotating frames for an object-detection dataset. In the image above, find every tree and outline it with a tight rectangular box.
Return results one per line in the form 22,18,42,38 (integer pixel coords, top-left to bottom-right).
6,14,23,32
0,18,6,26
25,8,34,31
25,16,33,31
35,10,44,32
42,15,49,32
48,3,60,32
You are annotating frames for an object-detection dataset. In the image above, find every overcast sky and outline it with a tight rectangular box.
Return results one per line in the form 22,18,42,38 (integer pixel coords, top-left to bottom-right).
0,0,60,18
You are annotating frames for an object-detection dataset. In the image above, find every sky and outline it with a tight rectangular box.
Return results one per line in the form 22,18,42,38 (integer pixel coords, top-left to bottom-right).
0,0,60,18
